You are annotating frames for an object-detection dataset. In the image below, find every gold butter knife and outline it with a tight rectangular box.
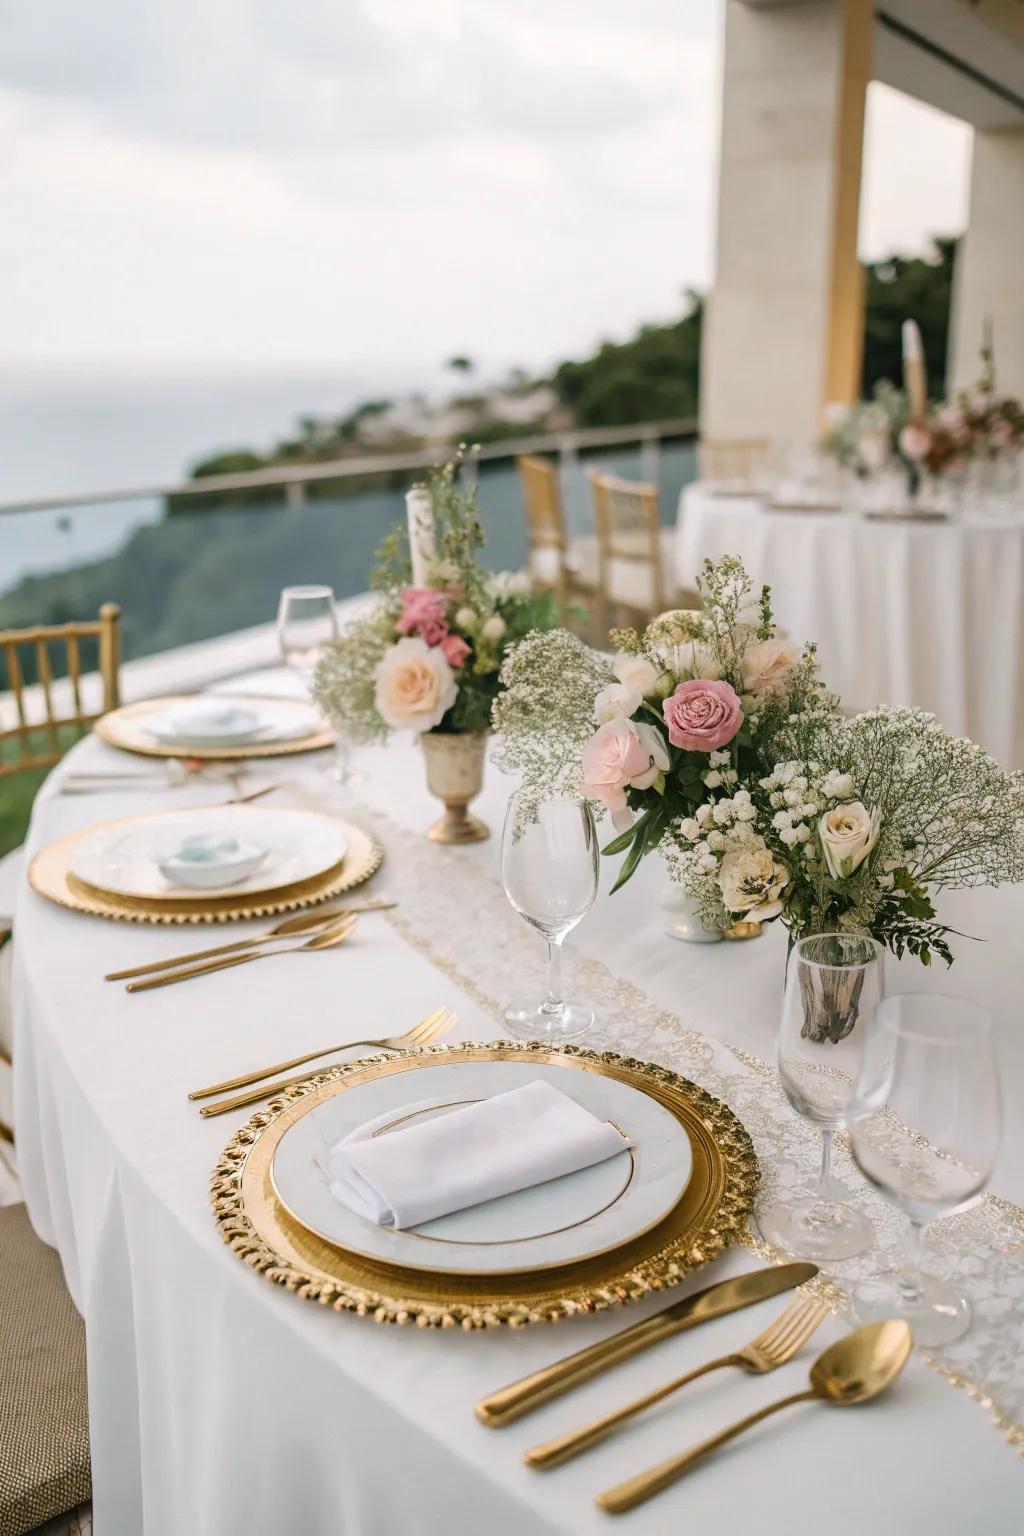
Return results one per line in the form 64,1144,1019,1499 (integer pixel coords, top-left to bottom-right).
474,1262,818,1428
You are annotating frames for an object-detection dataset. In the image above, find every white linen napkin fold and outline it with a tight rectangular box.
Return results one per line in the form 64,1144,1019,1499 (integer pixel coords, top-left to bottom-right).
325,1079,630,1229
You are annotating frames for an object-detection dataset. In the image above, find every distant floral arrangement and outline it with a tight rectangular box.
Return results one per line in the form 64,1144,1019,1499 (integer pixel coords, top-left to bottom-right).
313,454,558,738
823,349,1023,484
493,555,1024,969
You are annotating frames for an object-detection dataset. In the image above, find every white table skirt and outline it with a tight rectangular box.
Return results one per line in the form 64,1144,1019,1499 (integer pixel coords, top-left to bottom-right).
12,723,1024,1533
675,483,1024,768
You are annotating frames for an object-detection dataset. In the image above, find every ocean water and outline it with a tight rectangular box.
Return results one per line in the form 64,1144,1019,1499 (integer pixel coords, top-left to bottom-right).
0,369,696,651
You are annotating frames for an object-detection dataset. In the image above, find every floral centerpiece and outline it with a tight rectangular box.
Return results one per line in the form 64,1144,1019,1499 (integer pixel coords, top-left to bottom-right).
314,452,558,841
494,556,829,890
493,555,1024,1032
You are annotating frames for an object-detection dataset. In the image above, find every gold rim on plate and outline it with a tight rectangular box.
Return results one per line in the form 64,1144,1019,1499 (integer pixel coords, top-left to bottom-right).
29,813,383,924
95,695,335,760
210,1042,759,1328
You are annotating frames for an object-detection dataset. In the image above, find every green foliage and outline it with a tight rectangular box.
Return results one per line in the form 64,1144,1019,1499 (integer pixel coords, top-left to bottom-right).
862,237,955,399
552,293,703,428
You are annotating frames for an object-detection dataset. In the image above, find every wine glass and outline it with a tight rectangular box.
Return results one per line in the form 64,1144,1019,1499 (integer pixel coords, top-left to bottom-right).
276,585,349,782
500,793,599,1043
848,993,1000,1346
758,932,883,1261
277,585,338,683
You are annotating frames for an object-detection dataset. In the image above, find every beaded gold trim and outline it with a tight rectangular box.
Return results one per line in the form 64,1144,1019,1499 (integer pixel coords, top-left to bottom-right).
210,1042,759,1328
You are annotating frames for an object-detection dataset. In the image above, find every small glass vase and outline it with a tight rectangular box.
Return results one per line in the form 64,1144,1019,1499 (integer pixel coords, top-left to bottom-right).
420,730,489,844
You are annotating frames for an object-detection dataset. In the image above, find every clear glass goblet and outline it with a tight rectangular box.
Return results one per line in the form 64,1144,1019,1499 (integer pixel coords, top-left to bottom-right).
276,585,350,782
758,932,883,1262
500,792,599,1043
849,992,1000,1346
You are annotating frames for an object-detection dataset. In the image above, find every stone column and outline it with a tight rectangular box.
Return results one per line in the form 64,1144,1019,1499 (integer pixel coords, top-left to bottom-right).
950,127,1024,395
700,0,873,447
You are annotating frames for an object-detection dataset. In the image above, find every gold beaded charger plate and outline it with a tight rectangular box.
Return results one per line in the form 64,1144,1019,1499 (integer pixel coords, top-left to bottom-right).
95,695,334,760
29,814,382,925
211,1043,759,1328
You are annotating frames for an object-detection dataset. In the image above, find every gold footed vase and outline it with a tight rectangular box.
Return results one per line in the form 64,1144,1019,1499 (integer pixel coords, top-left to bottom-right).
420,730,490,844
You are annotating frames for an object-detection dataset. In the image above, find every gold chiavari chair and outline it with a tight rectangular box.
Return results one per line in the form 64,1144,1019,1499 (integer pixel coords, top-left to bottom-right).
698,436,772,488
516,454,572,600
0,602,122,1146
587,470,674,636
0,602,121,778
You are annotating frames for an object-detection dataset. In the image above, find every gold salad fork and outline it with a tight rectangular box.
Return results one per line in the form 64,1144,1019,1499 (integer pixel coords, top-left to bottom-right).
524,1296,828,1469
193,1006,456,1118
126,913,358,994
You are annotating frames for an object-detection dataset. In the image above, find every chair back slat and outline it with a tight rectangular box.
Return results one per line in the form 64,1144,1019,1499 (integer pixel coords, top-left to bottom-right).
588,471,666,625
698,437,771,484
517,455,567,597
0,605,122,779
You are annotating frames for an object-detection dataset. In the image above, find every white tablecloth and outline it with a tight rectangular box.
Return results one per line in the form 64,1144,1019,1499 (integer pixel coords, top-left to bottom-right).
675,484,1024,768
12,719,1024,1533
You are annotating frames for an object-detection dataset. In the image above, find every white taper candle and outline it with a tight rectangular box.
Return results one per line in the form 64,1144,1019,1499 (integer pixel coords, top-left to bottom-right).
901,320,927,424
405,488,436,588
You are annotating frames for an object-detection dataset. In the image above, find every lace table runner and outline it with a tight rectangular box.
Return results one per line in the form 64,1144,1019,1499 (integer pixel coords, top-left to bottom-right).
358,803,1024,1455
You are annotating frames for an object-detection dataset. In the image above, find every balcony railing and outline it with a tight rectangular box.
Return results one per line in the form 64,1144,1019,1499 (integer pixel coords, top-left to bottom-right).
0,417,697,518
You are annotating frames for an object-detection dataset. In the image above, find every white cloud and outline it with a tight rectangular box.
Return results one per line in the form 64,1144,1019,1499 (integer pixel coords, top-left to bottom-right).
0,1,972,381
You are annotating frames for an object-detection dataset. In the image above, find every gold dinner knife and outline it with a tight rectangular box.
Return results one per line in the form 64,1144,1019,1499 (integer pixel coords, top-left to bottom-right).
474,1262,818,1428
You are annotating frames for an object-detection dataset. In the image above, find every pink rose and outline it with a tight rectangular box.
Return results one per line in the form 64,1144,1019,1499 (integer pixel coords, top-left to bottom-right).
582,719,669,831
396,588,448,638
373,637,458,733
440,633,471,669
662,679,742,752
899,424,931,463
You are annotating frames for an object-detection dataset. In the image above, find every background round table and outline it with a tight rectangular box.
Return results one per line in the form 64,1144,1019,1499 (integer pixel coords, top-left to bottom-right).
675,483,1024,768
11,679,1024,1534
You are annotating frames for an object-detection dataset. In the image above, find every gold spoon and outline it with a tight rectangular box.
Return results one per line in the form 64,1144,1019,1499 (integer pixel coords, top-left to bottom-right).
125,914,359,993
596,1320,913,1515
106,901,393,982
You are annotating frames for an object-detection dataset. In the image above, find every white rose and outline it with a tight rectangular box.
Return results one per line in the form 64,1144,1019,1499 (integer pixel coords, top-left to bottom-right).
818,802,881,879
454,605,477,630
594,681,643,724
631,722,670,787
717,841,789,921
374,637,458,734
740,637,800,698
613,652,660,695
481,614,506,642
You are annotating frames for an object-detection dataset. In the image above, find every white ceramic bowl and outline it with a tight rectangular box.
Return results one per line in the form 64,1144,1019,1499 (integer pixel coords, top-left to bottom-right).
157,833,268,891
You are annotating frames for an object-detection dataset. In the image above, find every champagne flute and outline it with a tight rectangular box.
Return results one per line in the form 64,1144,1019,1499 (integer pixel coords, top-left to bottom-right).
758,933,883,1261
500,793,599,1043
276,585,349,782
849,993,1000,1346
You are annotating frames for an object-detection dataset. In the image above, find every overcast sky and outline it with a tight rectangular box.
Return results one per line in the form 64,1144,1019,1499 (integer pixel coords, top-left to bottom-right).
0,0,972,383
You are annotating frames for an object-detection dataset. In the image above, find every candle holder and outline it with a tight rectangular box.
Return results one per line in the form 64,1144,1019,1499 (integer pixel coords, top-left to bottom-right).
420,731,490,844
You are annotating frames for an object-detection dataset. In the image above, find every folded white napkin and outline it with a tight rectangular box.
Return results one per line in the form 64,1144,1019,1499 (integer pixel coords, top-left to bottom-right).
326,1079,630,1229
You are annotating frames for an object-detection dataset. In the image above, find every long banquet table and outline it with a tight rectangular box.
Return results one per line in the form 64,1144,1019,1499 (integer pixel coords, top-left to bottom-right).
675,481,1024,769
12,710,1024,1534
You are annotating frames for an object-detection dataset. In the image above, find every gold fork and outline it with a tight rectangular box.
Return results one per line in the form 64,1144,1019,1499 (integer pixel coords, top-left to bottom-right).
524,1296,828,1470
194,1006,456,1117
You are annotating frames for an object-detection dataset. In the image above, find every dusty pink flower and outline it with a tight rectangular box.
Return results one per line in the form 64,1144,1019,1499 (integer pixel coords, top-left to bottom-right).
440,633,471,669
662,679,742,752
582,720,669,831
396,588,448,639
899,424,932,463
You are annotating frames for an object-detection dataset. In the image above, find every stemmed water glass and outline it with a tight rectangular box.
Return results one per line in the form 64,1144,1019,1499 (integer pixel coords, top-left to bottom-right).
848,993,1001,1346
500,792,599,1043
276,585,349,782
758,932,883,1262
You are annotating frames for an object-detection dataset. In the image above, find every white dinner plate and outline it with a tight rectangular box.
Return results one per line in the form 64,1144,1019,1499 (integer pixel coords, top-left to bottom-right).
69,806,349,900
271,1058,692,1276
144,697,321,747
